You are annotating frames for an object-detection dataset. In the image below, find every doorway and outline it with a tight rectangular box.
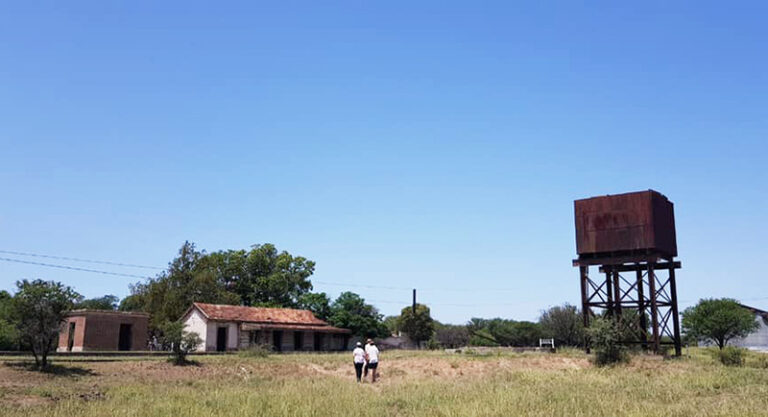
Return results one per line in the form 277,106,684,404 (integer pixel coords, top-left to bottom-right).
118,324,132,351
293,331,303,351
313,333,323,351
216,327,228,352
67,322,76,351
273,331,283,352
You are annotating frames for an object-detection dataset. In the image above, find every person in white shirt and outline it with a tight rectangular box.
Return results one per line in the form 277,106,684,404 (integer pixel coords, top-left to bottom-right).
352,342,366,382
363,339,372,377
365,339,380,383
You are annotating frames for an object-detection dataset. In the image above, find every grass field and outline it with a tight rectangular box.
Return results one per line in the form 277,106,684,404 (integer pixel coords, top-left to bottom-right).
1,348,767,417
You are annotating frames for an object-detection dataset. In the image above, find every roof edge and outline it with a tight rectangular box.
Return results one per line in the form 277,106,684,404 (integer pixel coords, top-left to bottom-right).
66,309,149,317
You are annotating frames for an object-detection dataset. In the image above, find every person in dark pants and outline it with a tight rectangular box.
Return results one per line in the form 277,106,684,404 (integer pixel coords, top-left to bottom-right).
352,342,365,382
363,338,374,377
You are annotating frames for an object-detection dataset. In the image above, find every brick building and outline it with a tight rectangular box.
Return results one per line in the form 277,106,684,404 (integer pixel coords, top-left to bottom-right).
181,302,351,352
57,310,149,352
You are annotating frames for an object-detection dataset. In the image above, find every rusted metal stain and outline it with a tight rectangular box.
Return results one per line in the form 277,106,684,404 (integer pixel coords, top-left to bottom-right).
574,190,677,257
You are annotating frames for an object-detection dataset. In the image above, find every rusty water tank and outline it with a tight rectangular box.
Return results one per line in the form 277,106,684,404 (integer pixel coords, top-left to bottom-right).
574,190,677,258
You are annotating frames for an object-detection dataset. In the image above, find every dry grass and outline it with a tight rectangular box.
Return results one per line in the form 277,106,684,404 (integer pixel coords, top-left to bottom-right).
1,348,767,416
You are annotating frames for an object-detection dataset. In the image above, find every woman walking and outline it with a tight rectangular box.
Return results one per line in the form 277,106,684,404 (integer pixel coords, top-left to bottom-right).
352,342,366,382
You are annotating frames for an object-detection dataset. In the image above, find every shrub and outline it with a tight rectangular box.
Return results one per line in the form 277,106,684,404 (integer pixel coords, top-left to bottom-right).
425,338,440,350
749,353,768,369
160,321,202,365
238,344,271,358
587,317,629,366
718,346,746,367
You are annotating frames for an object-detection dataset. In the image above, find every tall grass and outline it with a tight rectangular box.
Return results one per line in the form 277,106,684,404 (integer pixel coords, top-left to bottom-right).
2,349,768,417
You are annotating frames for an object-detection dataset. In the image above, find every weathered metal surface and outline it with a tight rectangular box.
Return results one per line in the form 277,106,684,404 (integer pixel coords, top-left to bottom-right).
579,261,682,356
574,190,677,258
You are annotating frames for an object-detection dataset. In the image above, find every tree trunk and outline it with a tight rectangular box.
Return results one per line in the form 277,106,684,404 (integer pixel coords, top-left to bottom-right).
30,346,40,368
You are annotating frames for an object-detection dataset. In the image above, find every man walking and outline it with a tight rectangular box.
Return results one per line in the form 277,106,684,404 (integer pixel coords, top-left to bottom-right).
363,338,373,378
365,339,380,383
352,342,365,382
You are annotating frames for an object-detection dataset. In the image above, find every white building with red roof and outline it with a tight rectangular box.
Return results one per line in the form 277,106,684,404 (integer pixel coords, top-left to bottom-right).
180,302,351,352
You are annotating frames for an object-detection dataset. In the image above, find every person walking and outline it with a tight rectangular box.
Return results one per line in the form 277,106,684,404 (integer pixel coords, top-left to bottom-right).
363,338,373,378
352,342,365,382
365,340,380,383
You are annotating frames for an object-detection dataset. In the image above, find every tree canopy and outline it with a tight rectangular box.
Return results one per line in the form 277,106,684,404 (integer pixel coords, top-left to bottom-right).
434,322,470,348
0,290,19,350
467,317,543,347
327,292,389,338
12,280,81,368
682,298,758,349
76,295,119,310
122,242,317,329
125,242,239,328
539,303,584,347
397,304,434,347
297,292,331,321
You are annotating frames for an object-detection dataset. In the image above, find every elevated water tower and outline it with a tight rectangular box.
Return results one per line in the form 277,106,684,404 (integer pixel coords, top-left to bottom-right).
573,190,682,356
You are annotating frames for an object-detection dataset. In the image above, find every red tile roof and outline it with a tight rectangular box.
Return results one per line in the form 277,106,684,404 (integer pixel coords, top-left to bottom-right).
191,302,328,326
241,323,350,334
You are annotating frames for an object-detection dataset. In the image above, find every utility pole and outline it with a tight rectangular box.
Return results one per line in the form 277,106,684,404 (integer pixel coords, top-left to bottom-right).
412,289,416,314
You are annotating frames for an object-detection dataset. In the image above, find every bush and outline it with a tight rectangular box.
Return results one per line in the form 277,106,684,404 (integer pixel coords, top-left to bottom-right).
587,317,629,366
238,344,271,358
160,321,202,365
749,353,768,369
425,338,440,350
718,346,746,367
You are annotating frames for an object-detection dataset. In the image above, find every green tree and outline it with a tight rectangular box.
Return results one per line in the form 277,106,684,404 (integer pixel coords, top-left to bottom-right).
328,292,389,338
0,290,19,350
466,318,498,346
383,315,400,334
539,303,584,347
397,304,434,347
509,321,543,347
76,295,119,310
207,244,315,307
434,322,470,348
682,298,759,350
297,292,331,321
12,280,81,369
118,289,146,312
160,321,202,365
466,318,542,347
127,242,241,328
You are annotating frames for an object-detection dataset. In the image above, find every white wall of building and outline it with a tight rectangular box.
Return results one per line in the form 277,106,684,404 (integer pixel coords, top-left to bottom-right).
183,308,209,352
732,314,768,352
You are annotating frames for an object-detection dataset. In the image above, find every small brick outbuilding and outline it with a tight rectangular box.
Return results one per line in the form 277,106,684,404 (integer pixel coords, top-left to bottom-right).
57,310,149,352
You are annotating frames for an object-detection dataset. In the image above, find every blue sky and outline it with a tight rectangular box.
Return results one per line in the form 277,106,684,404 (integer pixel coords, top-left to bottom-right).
1,2,766,323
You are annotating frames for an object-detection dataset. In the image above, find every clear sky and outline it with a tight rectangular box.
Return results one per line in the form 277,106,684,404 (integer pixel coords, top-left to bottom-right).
1,2,767,324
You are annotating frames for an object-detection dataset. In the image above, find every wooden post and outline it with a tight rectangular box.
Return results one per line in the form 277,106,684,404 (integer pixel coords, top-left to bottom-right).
579,266,590,353
604,268,613,316
648,263,660,353
636,266,648,349
612,269,622,317
412,289,416,314
669,265,682,357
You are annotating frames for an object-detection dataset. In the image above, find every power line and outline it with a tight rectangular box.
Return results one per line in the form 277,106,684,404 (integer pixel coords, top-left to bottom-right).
314,281,414,291
314,280,520,292
5,251,764,307
0,250,163,270
0,257,153,279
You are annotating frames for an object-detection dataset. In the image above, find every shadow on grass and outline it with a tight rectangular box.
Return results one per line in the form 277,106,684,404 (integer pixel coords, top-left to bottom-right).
5,361,98,376
167,358,202,367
